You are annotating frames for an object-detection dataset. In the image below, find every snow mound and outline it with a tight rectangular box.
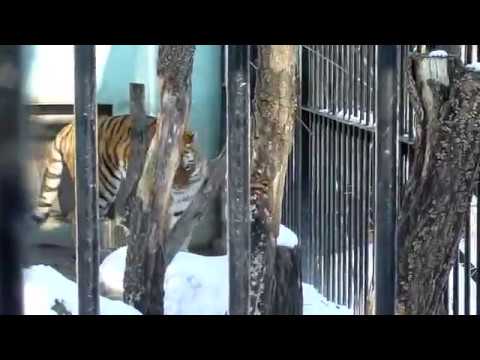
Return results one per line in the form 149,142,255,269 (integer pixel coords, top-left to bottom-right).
23,265,141,315
466,63,480,72
277,224,299,248
302,283,353,315
164,252,228,315
99,225,351,315
429,50,449,57
100,246,127,300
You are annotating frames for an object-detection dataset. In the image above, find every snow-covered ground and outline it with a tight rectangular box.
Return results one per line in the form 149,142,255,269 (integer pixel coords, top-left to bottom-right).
25,211,476,315
23,265,141,315
100,248,351,315
448,196,478,314
100,224,351,315
23,224,349,315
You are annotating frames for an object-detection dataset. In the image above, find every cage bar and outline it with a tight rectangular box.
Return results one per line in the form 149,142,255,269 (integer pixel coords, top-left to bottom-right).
226,45,251,315
74,45,100,315
374,45,398,315
0,45,25,315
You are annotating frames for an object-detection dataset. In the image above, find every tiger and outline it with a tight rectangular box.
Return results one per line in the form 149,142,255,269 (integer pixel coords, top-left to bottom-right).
32,114,207,229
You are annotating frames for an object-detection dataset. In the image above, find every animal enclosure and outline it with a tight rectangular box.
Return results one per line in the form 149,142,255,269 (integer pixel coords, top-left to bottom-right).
1,45,479,315
279,45,480,315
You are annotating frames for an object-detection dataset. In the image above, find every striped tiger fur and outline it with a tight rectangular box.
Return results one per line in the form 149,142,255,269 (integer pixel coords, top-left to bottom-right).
33,114,206,227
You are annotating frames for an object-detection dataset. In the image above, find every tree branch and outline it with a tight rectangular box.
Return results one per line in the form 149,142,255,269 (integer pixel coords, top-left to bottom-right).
123,45,195,315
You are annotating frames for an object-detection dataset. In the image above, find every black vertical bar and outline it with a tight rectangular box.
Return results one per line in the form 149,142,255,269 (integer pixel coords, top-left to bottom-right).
341,123,347,305
343,45,348,117
351,127,357,310
363,133,370,313
321,117,327,295
338,46,343,116
464,215,471,315
366,46,373,126
354,46,359,119
226,45,251,315
305,114,312,284
326,46,331,112
326,119,332,299
348,46,354,121
375,45,398,315
311,113,318,288
477,183,480,315
74,45,100,315
295,108,303,268
318,46,324,110
347,125,353,308
0,46,25,315
314,46,319,110
308,46,313,109
453,254,459,314
332,121,338,303
333,46,338,115
359,46,365,124
358,131,365,313
369,134,376,311
316,117,322,290
220,46,227,148
354,127,360,313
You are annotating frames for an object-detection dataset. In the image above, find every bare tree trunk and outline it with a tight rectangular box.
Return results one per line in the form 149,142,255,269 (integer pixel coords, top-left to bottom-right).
250,45,299,315
123,45,195,315
396,54,480,315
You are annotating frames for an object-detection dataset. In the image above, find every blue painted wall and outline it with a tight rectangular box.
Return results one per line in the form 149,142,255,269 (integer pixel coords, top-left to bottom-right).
25,45,222,159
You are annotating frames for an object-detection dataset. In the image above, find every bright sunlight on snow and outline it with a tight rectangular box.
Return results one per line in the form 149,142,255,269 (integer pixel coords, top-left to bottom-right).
99,225,351,315
23,265,140,315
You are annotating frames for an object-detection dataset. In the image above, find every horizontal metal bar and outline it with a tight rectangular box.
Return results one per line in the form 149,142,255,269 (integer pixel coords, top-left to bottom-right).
301,106,376,133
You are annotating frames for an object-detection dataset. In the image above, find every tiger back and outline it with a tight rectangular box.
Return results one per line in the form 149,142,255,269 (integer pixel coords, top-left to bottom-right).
33,114,202,225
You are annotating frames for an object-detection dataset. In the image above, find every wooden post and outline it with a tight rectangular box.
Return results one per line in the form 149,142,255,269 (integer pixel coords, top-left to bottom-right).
111,83,149,249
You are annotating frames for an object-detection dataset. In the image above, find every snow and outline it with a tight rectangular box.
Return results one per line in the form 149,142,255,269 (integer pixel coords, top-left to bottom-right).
429,50,449,58
277,224,299,248
302,283,352,315
447,196,478,314
23,265,141,315
99,225,348,315
99,246,127,300
466,62,480,72
322,109,375,126
164,252,228,315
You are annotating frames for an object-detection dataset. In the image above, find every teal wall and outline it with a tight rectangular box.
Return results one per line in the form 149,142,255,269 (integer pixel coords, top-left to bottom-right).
25,45,222,159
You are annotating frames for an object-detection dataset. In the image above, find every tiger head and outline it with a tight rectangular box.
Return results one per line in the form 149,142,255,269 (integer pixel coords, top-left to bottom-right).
174,130,201,188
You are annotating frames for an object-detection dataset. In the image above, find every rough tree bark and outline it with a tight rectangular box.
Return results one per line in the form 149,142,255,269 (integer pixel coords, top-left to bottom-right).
123,45,195,314
396,53,480,315
249,45,300,315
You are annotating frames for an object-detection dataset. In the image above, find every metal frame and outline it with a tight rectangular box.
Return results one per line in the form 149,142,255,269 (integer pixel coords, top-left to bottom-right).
226,45,251,315
375,45,397,314
0,45,25,315
73,45,100,315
